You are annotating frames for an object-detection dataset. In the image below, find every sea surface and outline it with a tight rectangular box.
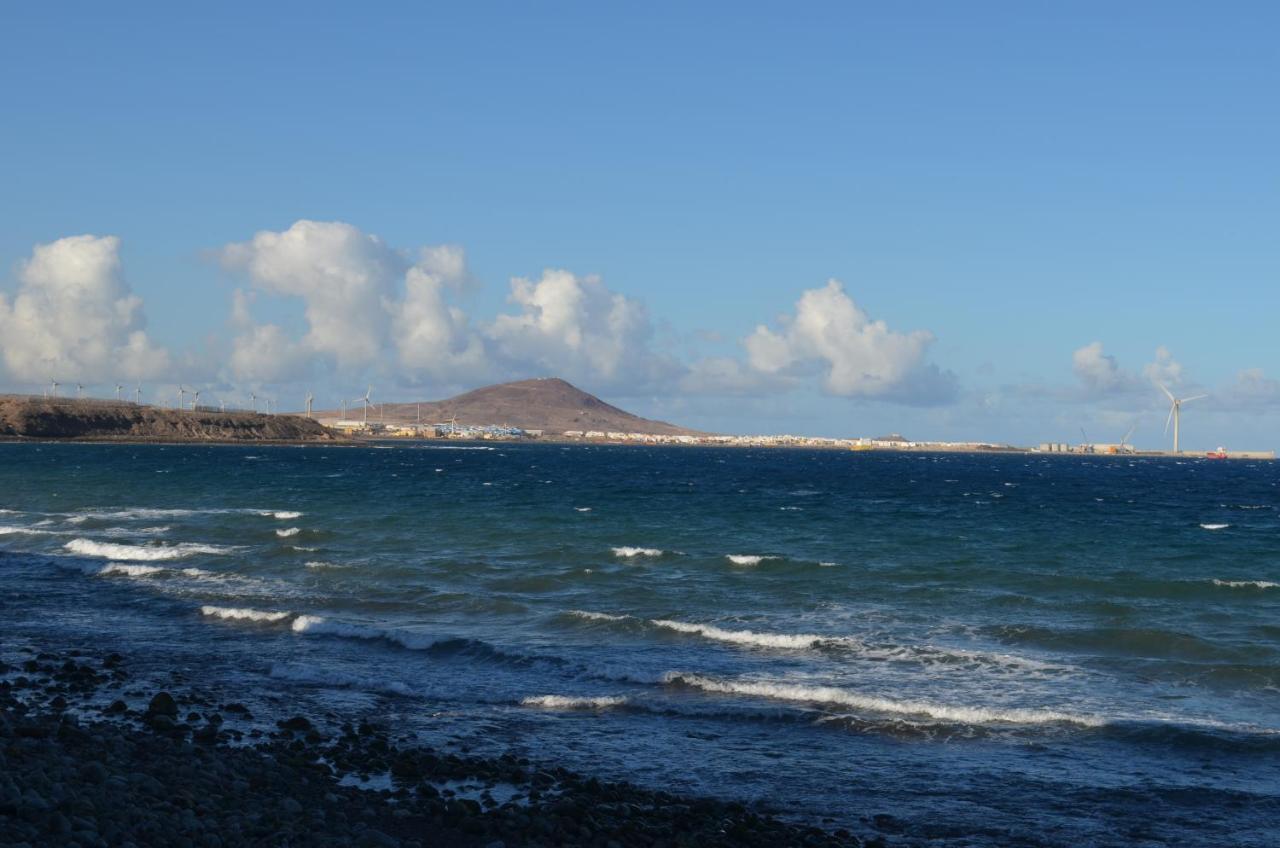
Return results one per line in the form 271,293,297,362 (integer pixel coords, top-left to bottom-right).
2,442,1278,846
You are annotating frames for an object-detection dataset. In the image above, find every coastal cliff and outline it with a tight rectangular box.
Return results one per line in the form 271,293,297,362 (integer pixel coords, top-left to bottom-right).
0,396,338,442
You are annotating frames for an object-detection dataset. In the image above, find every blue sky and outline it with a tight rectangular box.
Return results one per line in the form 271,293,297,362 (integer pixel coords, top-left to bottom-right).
1,2,1277,448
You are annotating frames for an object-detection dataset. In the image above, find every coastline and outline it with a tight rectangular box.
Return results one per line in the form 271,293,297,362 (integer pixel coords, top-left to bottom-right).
1,644,876,848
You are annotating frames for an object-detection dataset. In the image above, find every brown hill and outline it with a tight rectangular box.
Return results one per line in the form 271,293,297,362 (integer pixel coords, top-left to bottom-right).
0,396,338,443
320,378,698,436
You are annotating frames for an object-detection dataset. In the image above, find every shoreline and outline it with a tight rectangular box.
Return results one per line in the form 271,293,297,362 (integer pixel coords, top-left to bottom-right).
1,644,877,847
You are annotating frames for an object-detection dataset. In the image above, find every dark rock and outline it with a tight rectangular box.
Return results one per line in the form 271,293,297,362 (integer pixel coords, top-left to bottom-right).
278,715,312,732
146,691,178,718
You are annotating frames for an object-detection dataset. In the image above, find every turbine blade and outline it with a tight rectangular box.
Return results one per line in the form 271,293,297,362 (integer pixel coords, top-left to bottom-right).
1157,382,1175,402
1181,394,1207,404
1164,404,1175,435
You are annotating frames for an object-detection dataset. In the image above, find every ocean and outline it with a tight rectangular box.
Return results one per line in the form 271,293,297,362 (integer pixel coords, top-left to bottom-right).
1,442,1278,846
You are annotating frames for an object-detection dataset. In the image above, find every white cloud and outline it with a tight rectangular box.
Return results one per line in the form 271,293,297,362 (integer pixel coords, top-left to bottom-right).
394,246,487,379
740,280,953,402
1142,345,1184,387
220,220,401,371
487,269,675,387
0,234,169,382
219,220,486,385
1072,341,1133,394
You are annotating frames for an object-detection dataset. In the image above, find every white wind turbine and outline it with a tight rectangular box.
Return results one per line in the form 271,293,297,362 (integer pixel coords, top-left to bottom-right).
49,379,59,398
305,392,314,418
250,392,257,413
1159,383,1207,454
115,384,124,401
177,386,187,410
190,390,200,410
360,386,373,424
134,383,142,404
76,383,84,399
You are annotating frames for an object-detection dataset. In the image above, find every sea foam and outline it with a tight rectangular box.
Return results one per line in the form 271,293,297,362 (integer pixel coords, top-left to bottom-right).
64,538,233,561
725,554,779,566
521,695,628,709
652,619,838,650
201,605,291,623
665,673,1103,727
99,563,165,577
265,511,303,520
1200,524,1231,531
612,546,664,558
1213,579,1278,590
276,527,302,538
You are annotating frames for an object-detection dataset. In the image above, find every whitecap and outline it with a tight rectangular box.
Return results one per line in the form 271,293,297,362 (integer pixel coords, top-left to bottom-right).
201,605,291,623
64,538,234,561
305,560,349,570
1212,579,1278,590
566,610,630,622
652,619,839,650
612,546,664,558
264,511,303,520
725,554,779,566
664,673,1103,727
276,527,302,538
99,563,165,577
575,507,592,512
289,615,435,650
521,695,628,709
1200,523,1230,531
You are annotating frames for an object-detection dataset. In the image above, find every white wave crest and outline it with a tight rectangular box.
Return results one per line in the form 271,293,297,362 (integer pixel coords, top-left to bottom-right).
0,525,65,536
201,605,291,623
566,610,630,622
289,615,435,650
665,674,1103,727
1213,579,1278,590
612,546,664,558
99,563,165,577
276,527,302,538
652,619,836,650
265,511,303,520
521,695,628,709
575,507,592,512
64,538,233,561
726,554,779,566
1200,523,1230,531
305,560,348,570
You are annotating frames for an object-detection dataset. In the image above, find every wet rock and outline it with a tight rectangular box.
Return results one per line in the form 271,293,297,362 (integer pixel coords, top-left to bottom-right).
145,692,178,718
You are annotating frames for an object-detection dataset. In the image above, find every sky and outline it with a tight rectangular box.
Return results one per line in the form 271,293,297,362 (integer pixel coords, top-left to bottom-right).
1,2,1277,449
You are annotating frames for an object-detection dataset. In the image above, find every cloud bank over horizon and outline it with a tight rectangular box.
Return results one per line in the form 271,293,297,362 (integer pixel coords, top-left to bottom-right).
2,221,1277,443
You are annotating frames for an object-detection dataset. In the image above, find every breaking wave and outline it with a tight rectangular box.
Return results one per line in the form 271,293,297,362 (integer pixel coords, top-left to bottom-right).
521,695,629,709
276,527,302,538
64,538,234,561
1213,579,1278,590
1200,523,1230,531
652,619,840,650
99,563,165,577
612,546,664,558
726,554,780,566
201,605,292,623
664,674,1103,727
264,511,303,520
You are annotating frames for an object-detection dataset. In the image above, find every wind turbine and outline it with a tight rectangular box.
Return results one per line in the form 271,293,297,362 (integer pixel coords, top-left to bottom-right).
134,383,142,405
49,379,59,398
250,392,257,413
76,383,84,399
305,392,314,418
115,384,123,401
360,386,373,425
190,390,200,410
177,386,187,410
1159,383,1207,454
340,398,347,419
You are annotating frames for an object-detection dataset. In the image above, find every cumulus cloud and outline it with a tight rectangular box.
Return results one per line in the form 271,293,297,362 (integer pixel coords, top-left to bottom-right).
1072,341,1134,394
0,234,169,382
487,269,676,388
1142,345,1184,387
740,280,955,403
219,220,486,385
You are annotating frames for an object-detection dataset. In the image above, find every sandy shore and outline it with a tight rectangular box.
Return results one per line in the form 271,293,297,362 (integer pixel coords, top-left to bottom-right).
1,645,878,847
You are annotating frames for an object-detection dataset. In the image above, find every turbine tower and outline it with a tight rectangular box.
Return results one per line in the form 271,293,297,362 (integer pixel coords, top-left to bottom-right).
190,390,200,410
305,392,314,418
250,392,257,413
49,379,59,398
1159,383,1207,454
134,383,142,404
360,387,373,425
115,384,123,401
76,383,84,399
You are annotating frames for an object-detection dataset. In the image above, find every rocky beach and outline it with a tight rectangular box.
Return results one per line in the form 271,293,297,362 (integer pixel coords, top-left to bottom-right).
1,645,875,848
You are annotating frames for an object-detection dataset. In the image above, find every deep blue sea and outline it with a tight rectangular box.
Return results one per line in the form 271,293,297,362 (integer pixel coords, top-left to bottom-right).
2,442,1278,846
